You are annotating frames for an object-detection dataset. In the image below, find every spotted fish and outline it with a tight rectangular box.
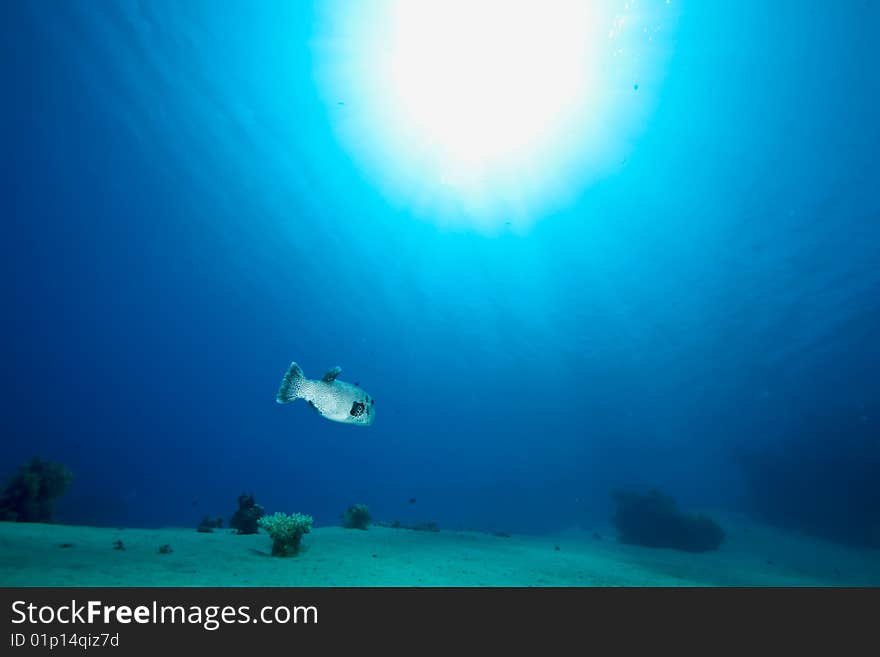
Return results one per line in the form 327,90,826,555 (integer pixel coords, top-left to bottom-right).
276,361,375,426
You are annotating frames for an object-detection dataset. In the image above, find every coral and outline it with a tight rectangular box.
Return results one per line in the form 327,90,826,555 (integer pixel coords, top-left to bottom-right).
374,519,440,532
230,493,264,535
0,457,73,522
412,521,439,532
257,512,313,557
611,489,725,553
342,503,372,530
196,515,224,533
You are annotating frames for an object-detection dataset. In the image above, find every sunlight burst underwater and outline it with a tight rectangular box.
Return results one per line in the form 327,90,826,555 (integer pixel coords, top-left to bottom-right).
313,0,680,232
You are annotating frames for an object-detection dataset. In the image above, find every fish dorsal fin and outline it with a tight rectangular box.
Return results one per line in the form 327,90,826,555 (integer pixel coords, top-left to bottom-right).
322,366,342,383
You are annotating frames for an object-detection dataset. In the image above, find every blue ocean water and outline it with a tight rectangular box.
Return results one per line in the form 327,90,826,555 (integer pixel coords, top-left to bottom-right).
2,0,878,552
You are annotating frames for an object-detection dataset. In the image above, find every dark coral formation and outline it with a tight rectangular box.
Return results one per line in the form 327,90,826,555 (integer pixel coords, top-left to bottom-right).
196,515,224,533
0,457,73,523
611,489,724,552
230,494,264,534
342,503,372,530
374,519,440,532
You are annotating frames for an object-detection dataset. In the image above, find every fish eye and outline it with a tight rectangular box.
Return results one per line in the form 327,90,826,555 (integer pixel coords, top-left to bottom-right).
350,401,365,417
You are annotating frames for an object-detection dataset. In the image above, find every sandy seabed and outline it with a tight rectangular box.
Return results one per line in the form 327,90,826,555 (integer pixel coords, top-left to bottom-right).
1,518,878,586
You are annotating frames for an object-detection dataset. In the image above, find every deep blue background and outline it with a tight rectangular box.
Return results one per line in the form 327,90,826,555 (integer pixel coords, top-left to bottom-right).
2,1,878,540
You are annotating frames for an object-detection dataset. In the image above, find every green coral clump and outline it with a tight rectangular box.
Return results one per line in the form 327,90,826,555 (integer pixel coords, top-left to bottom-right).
257,512,313,557
342,503,372,530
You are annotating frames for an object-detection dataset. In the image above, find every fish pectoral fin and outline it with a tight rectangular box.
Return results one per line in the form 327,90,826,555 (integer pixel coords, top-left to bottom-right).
322,366,342,383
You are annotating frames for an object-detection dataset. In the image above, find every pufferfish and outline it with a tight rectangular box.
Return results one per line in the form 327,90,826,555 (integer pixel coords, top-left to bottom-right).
276,361,375,426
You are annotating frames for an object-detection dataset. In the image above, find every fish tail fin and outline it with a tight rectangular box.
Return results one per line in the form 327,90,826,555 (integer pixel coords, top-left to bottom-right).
276,361,306,403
